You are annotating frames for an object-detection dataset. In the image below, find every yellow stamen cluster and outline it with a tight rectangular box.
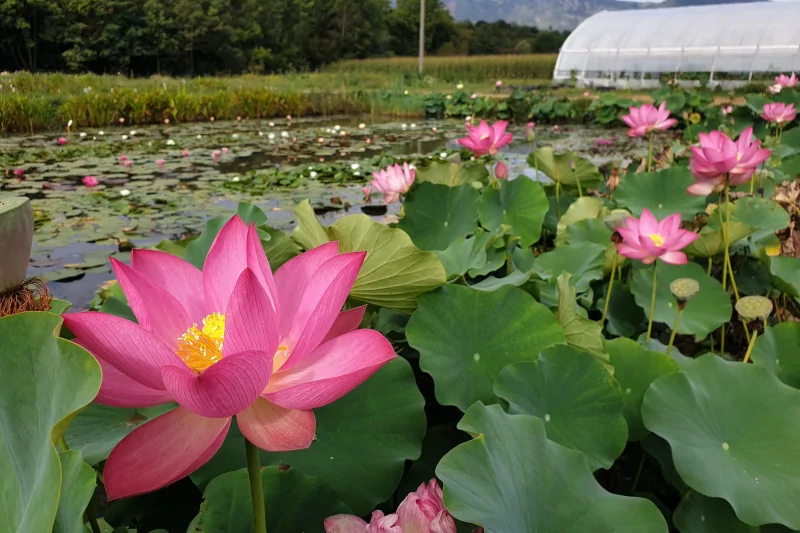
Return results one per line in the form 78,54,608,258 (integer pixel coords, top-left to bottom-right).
648,233,665,247
176,313,226,374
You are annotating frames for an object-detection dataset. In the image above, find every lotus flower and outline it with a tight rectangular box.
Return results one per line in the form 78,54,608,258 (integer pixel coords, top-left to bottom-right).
58,137,67,145
616,209,698,265
370,163,415,204
495,80,502,88
325,479,456,533
775,73,798,88
525,122,535,142
687,127,771,195
621,102,677,138
495,161,509,180
362,186,372,200
222,147,229,154
156,159,165,167
457,120,513,157
82,176,99,187
761,102,796,124
13,168,24,178
182,150,190,157
63,217,395,500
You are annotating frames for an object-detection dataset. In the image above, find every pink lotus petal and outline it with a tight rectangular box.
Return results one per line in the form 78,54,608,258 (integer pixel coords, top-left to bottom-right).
321,306,366,344
104,407,230,500
660,251,688,265
266,330,395,410
223,269,280,358
324,515,368,533
237,397,315,452
203,216,250,312
245,223,279,313
665,230,699,250
430,512,457,533
687,179,722,196
161,350,273,418
657,213,681,238
111,258,191,350
130,249,208,324
638,209,659,235
276,252,366,372
64,312,180,390
616,243,650,260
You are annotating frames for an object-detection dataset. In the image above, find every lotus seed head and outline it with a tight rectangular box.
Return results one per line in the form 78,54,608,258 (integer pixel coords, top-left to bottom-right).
670,278,700,302
735,295,773,321
604,211,629,232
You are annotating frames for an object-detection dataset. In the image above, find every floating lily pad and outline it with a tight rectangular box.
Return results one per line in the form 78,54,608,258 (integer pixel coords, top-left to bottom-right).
529,147,603,190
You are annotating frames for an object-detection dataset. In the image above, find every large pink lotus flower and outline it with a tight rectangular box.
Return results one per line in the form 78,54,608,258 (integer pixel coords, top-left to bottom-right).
616,209,698,265
370,162,415,204
325,479,456,533
775,73,798,88
457,120,513,157
621,102,678,138
63,216,395,500
761,102,797,124
687,127,771,196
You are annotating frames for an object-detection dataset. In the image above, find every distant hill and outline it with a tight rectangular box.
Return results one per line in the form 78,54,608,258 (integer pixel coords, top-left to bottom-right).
444,0,762,30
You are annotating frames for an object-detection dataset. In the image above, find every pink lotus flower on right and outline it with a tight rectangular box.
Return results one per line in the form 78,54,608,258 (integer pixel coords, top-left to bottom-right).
761,102,797,124
621,102,677,138
370,162,415,204
775,73,798,88
616,209,698,265
457,120,513,157
687,127,770,196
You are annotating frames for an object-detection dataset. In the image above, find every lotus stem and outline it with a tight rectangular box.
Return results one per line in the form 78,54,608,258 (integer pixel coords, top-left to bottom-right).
576,178,583,198
707,257,712,276
647,132,653,172
245,438,267,533
666,308,683,355
742,329,758,364
646,265,657,342
555,181,562,220
601,253,618,325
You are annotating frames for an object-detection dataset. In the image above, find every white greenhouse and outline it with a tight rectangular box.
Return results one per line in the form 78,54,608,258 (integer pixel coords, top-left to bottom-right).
553,2,800,88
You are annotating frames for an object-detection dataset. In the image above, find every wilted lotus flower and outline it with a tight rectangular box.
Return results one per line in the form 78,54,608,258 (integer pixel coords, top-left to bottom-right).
325,479,456,533
775,73,798,88
458,120,513,157
58,137,67,145
82,176,99,187
156,159,165,167
616,209,698,265
13,169,24,178
621,102,677,138
761,102,796,124
370,162,415,204
63,217,395,500
495,161,509,179
687,127,770,195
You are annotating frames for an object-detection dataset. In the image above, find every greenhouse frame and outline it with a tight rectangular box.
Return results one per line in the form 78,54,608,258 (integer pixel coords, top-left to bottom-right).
553,2,800,88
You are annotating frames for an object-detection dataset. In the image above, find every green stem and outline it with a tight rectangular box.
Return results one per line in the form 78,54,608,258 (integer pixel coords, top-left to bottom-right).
647,132,653,172
742,329,758,364
631,453,646,494
85,510,101,533
555,181,562,220
59,436,69,451
246,438,267,533
666,308,683,355
576,178,583,198
601,254,618,325
646,265,658,342
707,257,712,276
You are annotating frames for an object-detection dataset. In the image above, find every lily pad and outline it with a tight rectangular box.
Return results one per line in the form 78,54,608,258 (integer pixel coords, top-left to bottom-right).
435,235,489,279
631,262,732,339
731,197,790,247
397,182,480,251
0,312,101,533
407,284,566,411
643,355,800,529
615,167,707,220
605,338,679,441
529,147,603,189
191,466,351,533
415,160,488,186
477,178,549,247
495,345,628,470
436,403,668,533
534,243,606,294
684,222,756,258
751,323,800,389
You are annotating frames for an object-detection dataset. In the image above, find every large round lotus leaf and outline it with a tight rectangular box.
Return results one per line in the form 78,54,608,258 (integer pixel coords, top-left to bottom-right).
555,197,608,244
191,466,351,533
495,345,627,470
731,197,790,246
477,178,549,247
643,355,800,529
606,338,679,441
751,323,800,389
674,492,759,533
534,243,606,294
56,450,97,533
529,147,603,189
407,285,566,411
684,222,756,258
631,262,732,339
397,182,480,251
769,256,800,300
435,235,489,279
562,217,617,274
416,160,489,186
436,403,668,533
614,167,707,220
192,357,425,515
0,312,101,533
65,403,175,466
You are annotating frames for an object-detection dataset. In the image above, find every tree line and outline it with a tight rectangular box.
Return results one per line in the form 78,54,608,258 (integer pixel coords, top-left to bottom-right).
0,0,569,75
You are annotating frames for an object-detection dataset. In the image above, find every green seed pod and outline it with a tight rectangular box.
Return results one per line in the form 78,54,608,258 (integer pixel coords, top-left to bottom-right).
0,197,33,294
735,295,774,321
670,278,700,303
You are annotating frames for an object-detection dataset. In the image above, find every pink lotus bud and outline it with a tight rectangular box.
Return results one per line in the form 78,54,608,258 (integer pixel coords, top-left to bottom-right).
119,155,128,162
495,80,502,88
362,186,372,199
82,176,99,187
525,122,536,142
222,147,229,154
182,150,190,157
58,137,67,145
156,159,165,167
583,91,590,97
495,161,509,179
119,117,125,124
13,168,24,178
164,118,170,124
210,116,215,122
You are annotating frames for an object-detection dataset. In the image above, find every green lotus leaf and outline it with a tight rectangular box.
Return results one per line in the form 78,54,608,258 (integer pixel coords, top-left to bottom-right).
555,273,607,361
529,147,602,189
751,323,800,389
397,182,480,251
615,167,707,220
477,178,549,247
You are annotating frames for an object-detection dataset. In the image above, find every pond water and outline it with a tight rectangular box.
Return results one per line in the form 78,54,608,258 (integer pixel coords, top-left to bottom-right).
0,116,666,309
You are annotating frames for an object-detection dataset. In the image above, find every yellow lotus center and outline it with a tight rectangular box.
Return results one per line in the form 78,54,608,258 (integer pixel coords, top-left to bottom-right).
648,233,665,247
177,313,226,374
480,134,491,140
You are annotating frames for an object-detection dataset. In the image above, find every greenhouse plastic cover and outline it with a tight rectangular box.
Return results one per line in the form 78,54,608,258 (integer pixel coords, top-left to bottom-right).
554,2,800,81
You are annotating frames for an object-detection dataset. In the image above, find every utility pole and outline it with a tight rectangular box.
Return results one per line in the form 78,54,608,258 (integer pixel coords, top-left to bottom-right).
418,0,425,74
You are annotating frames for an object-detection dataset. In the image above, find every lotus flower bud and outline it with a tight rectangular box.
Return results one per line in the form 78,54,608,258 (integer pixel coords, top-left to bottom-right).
0,197,33,293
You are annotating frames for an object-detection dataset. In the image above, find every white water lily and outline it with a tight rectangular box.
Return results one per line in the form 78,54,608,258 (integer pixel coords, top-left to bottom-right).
354,171,360,176
67,119,73,127
281,131,289,138
409,164,416,170
358,123,366,129
446,95,452,100
465,115,472,121
351,163,359,170
401,124,408,129
196,134,202,139
119,189,131,197
403,90,409,95
334,125,341,130
232,134,239,139
92,136,96,140
166,139,175,146
440,152,448,158
268,133,275,140
457,83,464,90
231,176,240,182
310,171,318,178
122,135,128,140
258,131,264,136
269,122,275,127
130,130,137,136
99,131,105,135
148,142,153,146
411,123,417,128
79,132,87,138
